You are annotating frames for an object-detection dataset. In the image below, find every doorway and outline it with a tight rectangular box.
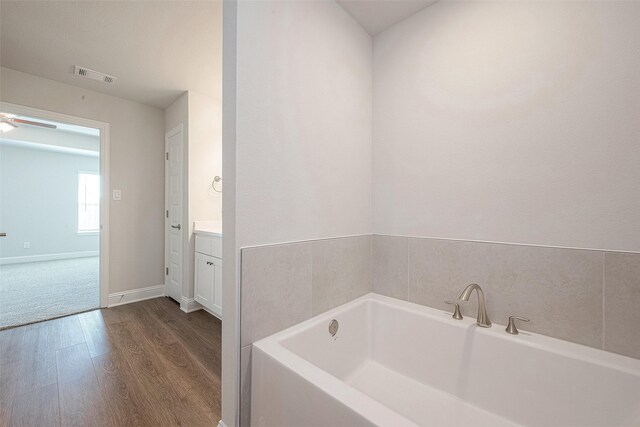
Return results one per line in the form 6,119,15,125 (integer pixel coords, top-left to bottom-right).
0,102,109,328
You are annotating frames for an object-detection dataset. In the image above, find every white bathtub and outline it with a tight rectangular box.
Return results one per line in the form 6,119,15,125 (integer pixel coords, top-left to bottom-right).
251,293,640,427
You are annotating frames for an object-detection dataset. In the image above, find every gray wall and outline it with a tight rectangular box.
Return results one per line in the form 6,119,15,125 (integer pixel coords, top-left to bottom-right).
0,145,99,258
372,1,640,253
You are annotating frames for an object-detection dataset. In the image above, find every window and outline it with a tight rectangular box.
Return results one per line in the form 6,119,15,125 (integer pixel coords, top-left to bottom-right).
78,172,100,233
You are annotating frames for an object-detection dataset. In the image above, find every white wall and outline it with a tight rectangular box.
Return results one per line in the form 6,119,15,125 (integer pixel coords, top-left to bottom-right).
0,145,99,258
373,0,640,252
0,67,166,292
235,0,373,249
189,91,222,224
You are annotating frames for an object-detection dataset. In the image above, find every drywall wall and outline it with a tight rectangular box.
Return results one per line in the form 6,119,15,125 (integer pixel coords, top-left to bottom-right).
0,67,165,292
189,91,222,224
372,0,640,252
235,0,373,249
0,144,99,259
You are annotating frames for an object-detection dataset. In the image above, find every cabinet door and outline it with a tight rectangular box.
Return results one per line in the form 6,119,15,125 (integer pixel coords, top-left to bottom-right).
194,253,215,310
211,256,223,317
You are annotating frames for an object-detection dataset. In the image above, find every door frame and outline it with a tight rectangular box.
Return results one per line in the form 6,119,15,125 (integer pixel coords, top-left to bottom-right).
0,101,111,307
164,124,185,302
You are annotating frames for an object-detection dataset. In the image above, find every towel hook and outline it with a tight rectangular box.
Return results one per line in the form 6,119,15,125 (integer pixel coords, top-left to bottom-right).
211,176,222,193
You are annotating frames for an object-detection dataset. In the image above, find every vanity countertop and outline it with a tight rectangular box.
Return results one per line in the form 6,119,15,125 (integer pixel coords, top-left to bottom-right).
193,221,222,237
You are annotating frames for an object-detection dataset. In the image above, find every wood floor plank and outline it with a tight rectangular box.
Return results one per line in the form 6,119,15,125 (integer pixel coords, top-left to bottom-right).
116,304,177,353
165,368,221,420
0,327,25,367
98,305,137,326
0,361,20,427
142,299,218,377
110,321,213,426
91,349,163,426
15,327,57,396
56,343,112,426
9,383,60,427
78,310,114,358
106,321,168,380
46,315,85,353
132,308,209,382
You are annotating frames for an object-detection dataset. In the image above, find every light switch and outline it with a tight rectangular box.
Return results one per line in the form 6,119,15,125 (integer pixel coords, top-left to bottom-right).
112,189,122,201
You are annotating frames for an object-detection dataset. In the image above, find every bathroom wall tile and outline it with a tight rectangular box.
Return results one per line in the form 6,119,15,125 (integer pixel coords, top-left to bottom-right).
372,235,408,300
408,238,603,348
241,242,312,347
240,345,252,427
312,235,372,315
604,252,640,359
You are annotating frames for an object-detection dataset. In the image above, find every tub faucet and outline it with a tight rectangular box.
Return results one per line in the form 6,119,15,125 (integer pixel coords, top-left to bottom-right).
458,283,492,328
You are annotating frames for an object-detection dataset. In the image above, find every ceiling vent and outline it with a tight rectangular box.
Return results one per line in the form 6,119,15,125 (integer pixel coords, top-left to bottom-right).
74,65,116,85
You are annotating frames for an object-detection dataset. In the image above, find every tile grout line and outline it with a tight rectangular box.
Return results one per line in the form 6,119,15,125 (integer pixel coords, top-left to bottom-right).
602,252,606,350
406,237,410,300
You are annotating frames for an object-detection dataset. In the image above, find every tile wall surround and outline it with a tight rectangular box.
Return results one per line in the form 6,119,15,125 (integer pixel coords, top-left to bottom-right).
239,233,640,425
239,234,372,426
373,235,640,358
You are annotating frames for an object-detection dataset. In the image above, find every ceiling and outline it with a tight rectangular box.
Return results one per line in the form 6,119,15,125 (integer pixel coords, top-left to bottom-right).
337,0,438,36
0,1,222,109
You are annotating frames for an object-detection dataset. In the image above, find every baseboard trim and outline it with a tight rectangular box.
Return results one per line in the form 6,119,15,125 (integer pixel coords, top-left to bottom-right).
108,285,164,307
180,296,203,313
0,250,99,265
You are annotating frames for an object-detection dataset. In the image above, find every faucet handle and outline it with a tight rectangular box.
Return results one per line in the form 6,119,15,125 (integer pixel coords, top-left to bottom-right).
444,301,463,320
505,316,530,335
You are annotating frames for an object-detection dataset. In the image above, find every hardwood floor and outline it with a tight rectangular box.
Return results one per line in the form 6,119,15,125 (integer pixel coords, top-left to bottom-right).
0,297,221,427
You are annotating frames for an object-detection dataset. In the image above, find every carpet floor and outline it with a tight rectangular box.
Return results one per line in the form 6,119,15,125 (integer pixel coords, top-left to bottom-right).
0,256,99,329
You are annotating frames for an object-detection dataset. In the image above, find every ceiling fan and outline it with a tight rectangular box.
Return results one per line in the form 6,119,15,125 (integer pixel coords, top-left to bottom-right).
0,113,57,132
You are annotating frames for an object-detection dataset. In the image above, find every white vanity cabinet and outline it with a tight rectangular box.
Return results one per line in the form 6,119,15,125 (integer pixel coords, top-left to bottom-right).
194,232,222,318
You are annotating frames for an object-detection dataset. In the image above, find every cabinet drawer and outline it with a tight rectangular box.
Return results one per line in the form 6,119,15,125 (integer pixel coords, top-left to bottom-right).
195,235,222,258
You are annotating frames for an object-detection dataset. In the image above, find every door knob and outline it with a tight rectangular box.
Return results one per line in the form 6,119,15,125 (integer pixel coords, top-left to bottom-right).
171,224,181,230
0,232,6,237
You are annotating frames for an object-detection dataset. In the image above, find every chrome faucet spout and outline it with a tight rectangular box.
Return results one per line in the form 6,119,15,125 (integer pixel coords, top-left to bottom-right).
458,283,492,327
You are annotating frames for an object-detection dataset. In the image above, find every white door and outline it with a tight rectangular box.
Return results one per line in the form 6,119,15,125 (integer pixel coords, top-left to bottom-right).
165,125,184,303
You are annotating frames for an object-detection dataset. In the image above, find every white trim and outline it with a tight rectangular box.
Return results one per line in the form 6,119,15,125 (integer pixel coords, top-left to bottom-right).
0,250,99,265
180,296,203,313
0,101,111,308
108,285,165,307
217,421,227,427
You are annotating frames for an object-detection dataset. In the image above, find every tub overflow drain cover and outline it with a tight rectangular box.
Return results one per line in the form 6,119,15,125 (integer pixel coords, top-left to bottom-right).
329,319,339,337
